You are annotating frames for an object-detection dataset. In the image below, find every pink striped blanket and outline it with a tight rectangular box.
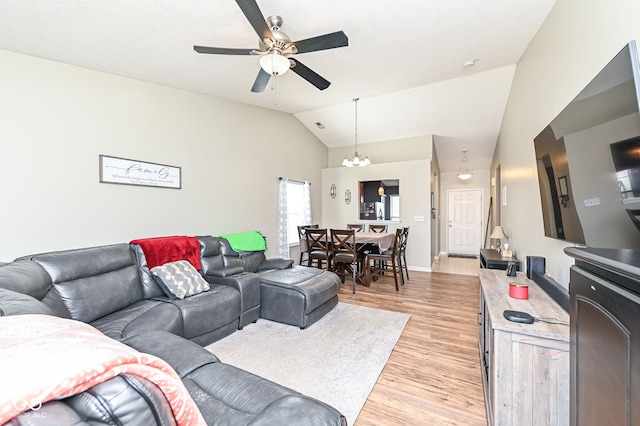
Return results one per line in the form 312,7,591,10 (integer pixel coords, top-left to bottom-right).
0,315,205,424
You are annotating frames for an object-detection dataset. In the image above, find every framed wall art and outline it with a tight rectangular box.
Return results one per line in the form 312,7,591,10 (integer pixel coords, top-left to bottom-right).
99,155,181,189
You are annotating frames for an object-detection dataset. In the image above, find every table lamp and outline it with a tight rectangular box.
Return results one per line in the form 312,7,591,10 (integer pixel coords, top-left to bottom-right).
490,226,509,254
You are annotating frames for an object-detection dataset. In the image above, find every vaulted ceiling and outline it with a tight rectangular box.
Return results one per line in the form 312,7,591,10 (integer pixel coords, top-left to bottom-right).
0,0,557,171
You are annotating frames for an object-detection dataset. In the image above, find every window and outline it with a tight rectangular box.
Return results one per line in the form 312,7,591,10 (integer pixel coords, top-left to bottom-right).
390,195,400,220
278,178,311,258
286,180,306,245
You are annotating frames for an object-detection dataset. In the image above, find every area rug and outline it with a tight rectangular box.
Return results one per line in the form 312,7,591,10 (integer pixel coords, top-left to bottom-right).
206,302,410,425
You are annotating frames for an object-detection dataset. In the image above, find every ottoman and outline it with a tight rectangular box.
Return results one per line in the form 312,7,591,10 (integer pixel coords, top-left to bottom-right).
258,266,341,329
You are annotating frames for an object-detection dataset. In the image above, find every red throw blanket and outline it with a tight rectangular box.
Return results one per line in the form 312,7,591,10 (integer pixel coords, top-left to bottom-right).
130,235,202,270
0,315,205,425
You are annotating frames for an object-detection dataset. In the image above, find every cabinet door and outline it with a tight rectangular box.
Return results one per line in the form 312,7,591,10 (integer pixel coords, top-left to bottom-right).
479,289,495,424
570,266,640,426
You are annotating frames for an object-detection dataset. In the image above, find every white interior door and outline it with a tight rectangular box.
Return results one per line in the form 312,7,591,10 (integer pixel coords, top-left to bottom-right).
447,189,483,255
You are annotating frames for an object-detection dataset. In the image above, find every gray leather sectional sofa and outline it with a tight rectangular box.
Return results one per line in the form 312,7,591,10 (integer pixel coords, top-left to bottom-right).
0,235,345,425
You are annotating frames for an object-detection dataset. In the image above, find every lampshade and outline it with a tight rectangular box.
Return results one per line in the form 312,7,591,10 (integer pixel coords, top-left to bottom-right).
259,53,290,76
342,98,371,167
378,185,385,196
490,226,508,240
457,149,473,180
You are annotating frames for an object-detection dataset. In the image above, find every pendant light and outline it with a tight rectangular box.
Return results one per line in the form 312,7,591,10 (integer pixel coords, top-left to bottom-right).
342,98,371,167
457,149,473,180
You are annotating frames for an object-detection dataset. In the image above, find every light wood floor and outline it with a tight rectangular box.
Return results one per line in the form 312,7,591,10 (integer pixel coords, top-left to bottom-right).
338,264,487,425
431,254,480,276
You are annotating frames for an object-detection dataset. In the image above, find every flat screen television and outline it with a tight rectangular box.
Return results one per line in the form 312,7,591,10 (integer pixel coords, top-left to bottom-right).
534,41,640,248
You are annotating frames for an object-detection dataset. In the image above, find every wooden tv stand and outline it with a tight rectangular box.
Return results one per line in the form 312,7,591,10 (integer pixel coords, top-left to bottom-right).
478,269,569,425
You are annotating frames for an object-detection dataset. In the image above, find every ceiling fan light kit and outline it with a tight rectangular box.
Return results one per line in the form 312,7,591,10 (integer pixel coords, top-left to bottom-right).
457,149,473,180
259,52,290,76
194,0,348,94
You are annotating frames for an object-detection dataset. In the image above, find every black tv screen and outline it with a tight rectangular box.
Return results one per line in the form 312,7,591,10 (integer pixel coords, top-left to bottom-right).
534,41,640,248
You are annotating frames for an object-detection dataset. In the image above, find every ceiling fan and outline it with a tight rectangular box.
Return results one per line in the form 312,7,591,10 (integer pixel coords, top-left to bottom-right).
194,0,348,93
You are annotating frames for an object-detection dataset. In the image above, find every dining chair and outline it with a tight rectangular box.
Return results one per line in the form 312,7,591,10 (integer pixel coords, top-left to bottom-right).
399,226,410,283
305,228,332,270
330,229,364,294
364,228,403,291
297,224,319,265
369,224,388,233
346,224,364,232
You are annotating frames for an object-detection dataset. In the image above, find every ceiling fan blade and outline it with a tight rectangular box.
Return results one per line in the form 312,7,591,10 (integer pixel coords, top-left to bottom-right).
293,31,348,54
291,59,330,90
235,0,273,40
251,68,271,93
194,45,255,55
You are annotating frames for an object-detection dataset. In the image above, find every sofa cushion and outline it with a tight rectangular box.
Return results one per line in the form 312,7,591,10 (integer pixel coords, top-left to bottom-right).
130,243,170,299
152,284,241,342
219,238,267,273
198,235,244,277
90,299,184,341
0,260,70,318
27,244,144,323
150,260,210,299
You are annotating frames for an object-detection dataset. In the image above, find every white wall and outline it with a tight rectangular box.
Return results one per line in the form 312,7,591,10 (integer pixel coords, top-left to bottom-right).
0,49,328,260
493,0,640,287
328,135,433,168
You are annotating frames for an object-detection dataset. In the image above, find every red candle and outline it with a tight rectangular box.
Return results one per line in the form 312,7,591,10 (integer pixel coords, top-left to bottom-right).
509,282,529,299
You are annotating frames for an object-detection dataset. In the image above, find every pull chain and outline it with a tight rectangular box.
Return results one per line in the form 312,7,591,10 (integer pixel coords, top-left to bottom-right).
271,74,278,105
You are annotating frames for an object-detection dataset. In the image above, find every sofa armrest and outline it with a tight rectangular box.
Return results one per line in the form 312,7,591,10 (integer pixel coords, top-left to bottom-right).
123,330,219,377
259,258,294,271
203,272,261,328
203,266,245,277
249,395,347,426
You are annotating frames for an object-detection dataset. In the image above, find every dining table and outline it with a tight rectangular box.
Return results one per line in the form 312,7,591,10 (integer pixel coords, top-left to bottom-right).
351,231,395,252
299,231,395,253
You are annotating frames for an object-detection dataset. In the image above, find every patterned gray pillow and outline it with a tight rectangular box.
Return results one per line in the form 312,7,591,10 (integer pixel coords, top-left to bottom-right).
150,260,210,299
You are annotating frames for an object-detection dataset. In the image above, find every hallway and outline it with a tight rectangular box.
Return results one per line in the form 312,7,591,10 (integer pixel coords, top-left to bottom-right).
431,254,479,276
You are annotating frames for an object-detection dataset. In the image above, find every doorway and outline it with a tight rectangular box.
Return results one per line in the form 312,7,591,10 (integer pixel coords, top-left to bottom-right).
447,189,483,256
431,173,439,264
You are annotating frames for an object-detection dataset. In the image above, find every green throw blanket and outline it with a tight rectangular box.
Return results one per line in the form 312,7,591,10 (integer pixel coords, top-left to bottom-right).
220,230,266,252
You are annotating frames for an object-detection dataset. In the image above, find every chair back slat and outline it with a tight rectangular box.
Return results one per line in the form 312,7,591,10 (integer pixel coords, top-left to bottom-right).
305,228,331,269
305,228,330,252
297,224,319,265
390,228,403,255
297,224,319,241
330,229,356,260
369,224,388,233
347,224,364,232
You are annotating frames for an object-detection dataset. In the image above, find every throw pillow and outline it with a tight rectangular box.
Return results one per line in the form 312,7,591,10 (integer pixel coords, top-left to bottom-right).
150,260,210,300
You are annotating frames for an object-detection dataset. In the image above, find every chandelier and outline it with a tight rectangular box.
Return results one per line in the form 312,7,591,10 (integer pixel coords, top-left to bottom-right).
457,149,473,180
342,98,371,167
